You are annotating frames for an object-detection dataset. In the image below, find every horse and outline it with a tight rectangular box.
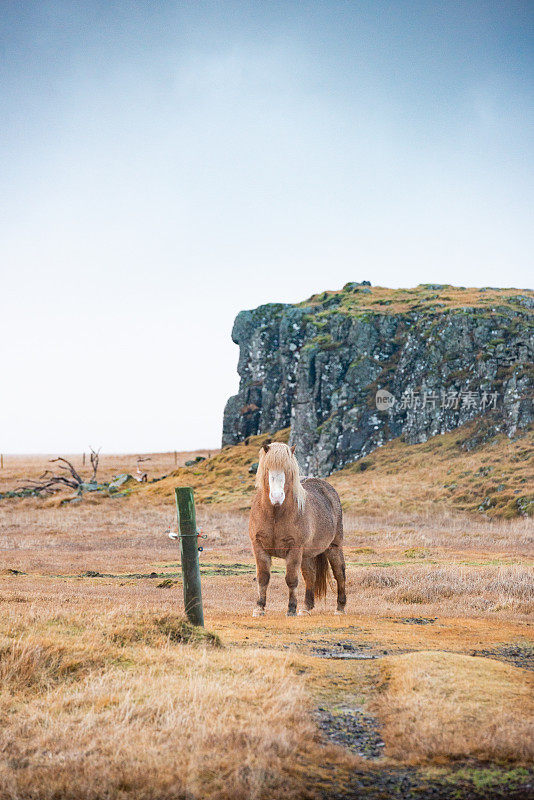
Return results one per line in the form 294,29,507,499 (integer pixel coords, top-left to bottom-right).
249,441,346,616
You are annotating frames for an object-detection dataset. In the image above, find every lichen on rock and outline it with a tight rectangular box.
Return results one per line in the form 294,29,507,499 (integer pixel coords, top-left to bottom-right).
222,284,533,476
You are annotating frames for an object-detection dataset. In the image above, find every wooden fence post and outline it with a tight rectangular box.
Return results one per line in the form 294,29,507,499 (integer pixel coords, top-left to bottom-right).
174,487,204,627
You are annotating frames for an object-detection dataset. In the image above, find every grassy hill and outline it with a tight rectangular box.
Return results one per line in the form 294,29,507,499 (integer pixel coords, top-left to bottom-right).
140,422,533,519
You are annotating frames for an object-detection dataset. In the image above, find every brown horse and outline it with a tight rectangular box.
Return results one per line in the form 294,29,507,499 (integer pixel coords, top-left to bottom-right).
249,442,346,616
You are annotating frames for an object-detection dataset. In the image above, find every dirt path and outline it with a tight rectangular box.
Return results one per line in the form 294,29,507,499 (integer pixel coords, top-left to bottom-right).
204,610,533,799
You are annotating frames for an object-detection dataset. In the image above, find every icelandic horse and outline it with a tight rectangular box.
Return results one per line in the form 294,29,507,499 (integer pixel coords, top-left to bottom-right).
249,441,346,616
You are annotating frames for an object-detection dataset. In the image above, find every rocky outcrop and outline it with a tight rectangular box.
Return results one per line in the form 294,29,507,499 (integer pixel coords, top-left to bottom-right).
222,284,533,476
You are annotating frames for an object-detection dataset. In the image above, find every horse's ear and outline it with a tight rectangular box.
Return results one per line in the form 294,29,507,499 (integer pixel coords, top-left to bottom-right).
262,441,271,453
290,445,296,455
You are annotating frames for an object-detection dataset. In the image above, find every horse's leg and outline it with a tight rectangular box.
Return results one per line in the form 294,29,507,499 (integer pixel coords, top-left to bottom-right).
326,543,347,613
252,544,271,617
285,548,302,617
299,554,316,614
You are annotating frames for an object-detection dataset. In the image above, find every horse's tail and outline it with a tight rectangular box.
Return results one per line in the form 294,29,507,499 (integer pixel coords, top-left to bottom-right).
315,552,333,600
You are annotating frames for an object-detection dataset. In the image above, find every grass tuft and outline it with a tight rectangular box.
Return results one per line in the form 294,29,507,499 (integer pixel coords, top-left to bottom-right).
374,651,534,764
109,613,221,647
0,638,107,692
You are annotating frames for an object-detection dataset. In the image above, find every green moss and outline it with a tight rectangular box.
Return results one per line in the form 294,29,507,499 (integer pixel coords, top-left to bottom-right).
404,548,429,559
348,356,366,368
303,333,342,351
316,415,332,435
428,766,532,792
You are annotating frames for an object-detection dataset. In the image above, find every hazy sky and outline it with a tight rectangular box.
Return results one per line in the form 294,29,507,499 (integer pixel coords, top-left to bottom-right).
1,1,533,453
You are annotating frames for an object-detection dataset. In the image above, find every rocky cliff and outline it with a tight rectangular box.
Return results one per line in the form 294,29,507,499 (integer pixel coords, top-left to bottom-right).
223,284,533,476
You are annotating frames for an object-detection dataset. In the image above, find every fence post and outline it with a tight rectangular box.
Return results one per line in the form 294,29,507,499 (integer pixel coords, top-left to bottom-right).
174,487,204,627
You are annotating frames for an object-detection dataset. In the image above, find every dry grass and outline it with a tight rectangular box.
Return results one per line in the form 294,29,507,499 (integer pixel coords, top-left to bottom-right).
0,609,316,800
0,634,112,692
330,423,534,519
0,501,250,576
1,463,533,795
137,421,532,518
0,449,217,493
139,429,290,507
88,421,534,521
303,283,534,315
344,509,534,553
0,501,532,621
353,565,534,617
374,651,534,764
2,422,532,520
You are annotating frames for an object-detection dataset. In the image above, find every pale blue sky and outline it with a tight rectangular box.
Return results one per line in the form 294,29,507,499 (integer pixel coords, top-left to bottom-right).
1,1,533,452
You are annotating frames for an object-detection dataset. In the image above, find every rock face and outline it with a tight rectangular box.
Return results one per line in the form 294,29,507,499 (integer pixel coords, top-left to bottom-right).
222,284,534,476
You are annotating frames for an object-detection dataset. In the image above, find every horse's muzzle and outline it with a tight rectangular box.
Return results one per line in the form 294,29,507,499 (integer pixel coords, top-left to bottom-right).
269,493,285,506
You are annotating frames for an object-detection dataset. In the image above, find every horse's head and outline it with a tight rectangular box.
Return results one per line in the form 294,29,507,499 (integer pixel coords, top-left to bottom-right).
256,442,305,511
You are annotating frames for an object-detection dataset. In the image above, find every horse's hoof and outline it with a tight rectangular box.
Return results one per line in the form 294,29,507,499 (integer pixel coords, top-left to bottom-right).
334,609,346,615
298,609,311,616
286,609,297,617
252,607,265,617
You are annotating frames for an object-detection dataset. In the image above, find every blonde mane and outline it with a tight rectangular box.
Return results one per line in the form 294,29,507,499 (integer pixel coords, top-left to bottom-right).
255,442,306,513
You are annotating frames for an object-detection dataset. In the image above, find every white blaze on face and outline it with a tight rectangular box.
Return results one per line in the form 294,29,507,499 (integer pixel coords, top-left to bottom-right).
268,470,285,506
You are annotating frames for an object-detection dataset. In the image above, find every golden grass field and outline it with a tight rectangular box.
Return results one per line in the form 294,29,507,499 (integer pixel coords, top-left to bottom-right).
0,437,533,799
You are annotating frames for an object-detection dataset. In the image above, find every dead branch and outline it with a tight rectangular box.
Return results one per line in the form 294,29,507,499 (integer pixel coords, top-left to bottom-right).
17,447,102,497
89,447,101,482
49,457,83,485
18,473,79,495
18,454,87,495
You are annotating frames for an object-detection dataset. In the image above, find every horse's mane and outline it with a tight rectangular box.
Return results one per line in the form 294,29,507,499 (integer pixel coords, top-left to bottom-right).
255,442,306,513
